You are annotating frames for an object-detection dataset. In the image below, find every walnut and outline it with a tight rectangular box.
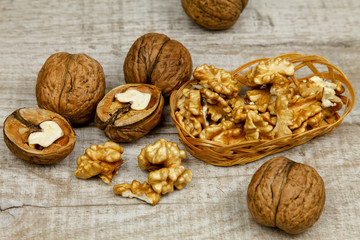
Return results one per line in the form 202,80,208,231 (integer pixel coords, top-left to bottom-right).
245,89,271,113
247,157,325,234
113,180,161,206
200,88,232,114
137,138,193,195
244,110,275,140
212,128,244,145
207,104,225,122
3,108,76,164
186,89,202,116
137,138,187,171
74,142,125,184
298,80,323,99
36,52,105,125
181,0,249,30
299,76,343,110
123,33,192,98
272,94,293,138
95,84,164,142
177,88,203,116
148,165,193,194
175,111,203,137
193,64,241,97
290,97,322,130
242,58,295,87
199,120,239,142
199,121,230,140
293,112,328,134
175,88,208,136
270,76,298,102
231,98,253,123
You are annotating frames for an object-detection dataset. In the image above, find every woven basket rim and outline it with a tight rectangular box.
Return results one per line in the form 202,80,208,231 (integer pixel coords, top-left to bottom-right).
170,53,356,166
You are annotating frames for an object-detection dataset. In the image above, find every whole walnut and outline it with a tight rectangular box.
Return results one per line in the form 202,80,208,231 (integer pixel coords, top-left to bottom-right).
181,0,249,30
36,52,106,125
123,33,192,98
247,157,325,234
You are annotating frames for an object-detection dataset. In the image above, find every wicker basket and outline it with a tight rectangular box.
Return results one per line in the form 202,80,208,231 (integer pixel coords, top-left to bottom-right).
170,53,355,166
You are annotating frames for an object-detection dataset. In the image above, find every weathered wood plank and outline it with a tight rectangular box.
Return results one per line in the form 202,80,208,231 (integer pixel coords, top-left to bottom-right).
1,0,359,239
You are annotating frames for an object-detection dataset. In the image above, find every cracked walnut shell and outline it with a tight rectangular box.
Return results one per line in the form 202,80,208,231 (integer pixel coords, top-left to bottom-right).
247,157,325,234
36,52,105,125
95,84,164,142
181,0,248,30
123,33,192,98
74,142,125,184
3,108,76,164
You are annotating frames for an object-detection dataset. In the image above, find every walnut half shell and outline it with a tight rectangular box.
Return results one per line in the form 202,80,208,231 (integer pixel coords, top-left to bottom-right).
95,84,164,142
3,108,76,164
247,157,325,234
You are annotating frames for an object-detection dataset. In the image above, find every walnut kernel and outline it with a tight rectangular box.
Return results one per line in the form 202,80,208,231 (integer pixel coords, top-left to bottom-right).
137,138,187,171
113,180,161,206
74,142,125,184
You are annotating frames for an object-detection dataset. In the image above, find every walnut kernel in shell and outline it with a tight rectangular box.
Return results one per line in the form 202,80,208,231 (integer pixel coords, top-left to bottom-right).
3,108,76,164
95,84,164,142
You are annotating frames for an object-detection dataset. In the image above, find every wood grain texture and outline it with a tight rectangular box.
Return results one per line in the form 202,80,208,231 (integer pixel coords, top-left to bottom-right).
0,0,359,239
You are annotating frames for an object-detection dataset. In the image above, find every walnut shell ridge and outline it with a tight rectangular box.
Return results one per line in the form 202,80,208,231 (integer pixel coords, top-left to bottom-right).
181,0,249,30
247,156,325,234
36,52,106,125
123,33,192,98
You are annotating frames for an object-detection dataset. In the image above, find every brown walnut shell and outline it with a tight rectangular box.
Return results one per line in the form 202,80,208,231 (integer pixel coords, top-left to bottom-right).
247,156,325,234
3,108,76,164
123,33,192,98
95,84,164,142
181,0,248,30
36,52,106,125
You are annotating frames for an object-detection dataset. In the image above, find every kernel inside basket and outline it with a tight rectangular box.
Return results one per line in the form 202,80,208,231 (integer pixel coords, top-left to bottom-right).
170,54,355,166
175,61,345,142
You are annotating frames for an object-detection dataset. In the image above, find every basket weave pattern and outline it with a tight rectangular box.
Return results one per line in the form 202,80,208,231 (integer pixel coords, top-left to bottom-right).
170,53,355,166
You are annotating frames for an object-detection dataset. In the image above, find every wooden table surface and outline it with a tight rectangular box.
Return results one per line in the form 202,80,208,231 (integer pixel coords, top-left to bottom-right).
0,0,359,239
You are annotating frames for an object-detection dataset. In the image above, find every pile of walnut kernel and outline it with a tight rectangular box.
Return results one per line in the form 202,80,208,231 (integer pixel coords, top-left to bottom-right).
74,138,192,206
175,58,345,143
114,139,193,206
